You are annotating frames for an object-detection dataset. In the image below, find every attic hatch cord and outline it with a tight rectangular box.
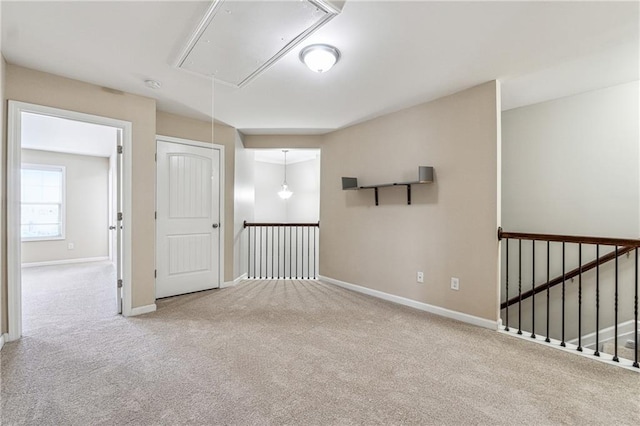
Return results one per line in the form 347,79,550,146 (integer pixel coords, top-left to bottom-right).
211,75,215,144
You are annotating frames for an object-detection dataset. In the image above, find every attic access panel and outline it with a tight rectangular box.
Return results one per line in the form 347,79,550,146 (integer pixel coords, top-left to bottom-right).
175,0,341,88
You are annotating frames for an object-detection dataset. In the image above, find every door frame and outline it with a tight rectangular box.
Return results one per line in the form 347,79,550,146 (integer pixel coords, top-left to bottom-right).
155,135,225,296
108,148,118,263
7,101,134,341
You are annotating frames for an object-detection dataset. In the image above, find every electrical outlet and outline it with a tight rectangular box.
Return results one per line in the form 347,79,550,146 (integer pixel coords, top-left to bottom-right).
68,243,74,250
450,277,459,291
417,271,424,283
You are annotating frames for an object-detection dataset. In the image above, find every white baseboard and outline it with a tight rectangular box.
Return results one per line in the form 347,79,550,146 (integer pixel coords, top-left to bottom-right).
319,275,499,330
222,272,247,288
0,334,5,351
22,256,110,268
500,327,639,372
567,320,639,349
129,303,157,316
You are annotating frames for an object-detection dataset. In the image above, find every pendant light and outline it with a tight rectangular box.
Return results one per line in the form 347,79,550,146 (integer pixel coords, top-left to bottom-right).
278,150,293,200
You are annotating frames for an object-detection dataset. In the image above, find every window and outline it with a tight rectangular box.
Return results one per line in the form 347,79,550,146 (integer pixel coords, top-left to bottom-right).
21,164,65,241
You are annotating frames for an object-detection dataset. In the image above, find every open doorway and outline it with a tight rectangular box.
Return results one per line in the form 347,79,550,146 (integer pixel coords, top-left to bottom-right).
244,148,321,280
6,102,133,341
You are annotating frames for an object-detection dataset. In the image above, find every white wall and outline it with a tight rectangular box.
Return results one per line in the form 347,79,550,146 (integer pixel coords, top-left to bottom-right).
254,161,287,222
501,81,640,341
233,132,255,279
286,156,321,223
502,81,639,238
254,155,320,223
21,149,110,264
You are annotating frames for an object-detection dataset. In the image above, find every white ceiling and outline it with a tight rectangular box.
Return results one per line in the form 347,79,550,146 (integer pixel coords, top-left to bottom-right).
178,0,339,87
254,149,320,165
2,1,638,135
21,112,118,157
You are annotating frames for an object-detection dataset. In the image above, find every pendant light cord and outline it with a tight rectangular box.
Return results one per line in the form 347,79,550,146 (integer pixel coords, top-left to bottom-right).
278,150,293,200
211,75,215,144
283,150,288,184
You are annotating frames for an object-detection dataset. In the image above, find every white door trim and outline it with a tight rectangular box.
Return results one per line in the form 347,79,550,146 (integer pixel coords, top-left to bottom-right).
7,101,134,341
108,150,118,262
155,135,225,295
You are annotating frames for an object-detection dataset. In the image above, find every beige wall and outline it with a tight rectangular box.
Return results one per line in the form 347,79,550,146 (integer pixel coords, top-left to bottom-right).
320,81,501,321
1,54,6,333
156,111,236,282
21,149,109,264
5,65,157,309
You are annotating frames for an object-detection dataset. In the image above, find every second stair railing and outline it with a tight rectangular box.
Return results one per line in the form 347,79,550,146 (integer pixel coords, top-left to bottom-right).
498,227,639,369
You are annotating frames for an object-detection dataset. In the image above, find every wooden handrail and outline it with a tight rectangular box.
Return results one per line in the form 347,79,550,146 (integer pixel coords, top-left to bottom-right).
498,227,640,247
244,221,320,228
499,226,639,310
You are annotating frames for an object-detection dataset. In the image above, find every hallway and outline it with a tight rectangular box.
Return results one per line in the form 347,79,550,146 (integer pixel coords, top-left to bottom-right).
2,276,638,424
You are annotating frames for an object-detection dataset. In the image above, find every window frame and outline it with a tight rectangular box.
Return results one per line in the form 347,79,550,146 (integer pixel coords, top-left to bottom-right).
20,163,66,242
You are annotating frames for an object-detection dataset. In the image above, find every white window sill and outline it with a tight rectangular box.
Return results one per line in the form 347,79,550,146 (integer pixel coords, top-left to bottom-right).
22,236,65,242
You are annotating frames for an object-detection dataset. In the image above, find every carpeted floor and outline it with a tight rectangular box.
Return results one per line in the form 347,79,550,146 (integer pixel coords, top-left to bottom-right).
1,262,639,425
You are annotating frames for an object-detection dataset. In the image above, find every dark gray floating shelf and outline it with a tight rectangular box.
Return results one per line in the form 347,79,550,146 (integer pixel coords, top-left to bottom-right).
341,166,434,206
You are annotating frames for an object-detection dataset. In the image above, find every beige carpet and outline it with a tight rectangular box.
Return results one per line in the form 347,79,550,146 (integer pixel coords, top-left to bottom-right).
2,263,639,425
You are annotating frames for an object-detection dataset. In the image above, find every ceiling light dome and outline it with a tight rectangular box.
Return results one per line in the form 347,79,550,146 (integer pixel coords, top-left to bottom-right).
299,44,341,73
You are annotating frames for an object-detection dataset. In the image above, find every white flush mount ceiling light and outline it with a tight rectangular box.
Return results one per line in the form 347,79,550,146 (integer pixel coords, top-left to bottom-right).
299,44,341,73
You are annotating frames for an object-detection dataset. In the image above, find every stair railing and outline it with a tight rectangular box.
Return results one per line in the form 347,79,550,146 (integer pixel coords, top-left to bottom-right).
244,221,319,280
498,227,639,368
501,246,635,310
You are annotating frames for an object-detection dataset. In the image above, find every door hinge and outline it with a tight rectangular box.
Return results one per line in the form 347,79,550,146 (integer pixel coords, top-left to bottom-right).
155,211,157,219
117,145,123,154
154,269,157,278
117,279,123,288
117,212,123,221
154,153,157,162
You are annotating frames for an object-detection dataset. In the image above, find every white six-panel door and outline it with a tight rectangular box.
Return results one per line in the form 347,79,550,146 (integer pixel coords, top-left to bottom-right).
156,139,221,298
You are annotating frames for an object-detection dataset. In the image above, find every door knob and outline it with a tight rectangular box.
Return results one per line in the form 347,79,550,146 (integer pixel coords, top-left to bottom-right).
212,224,219,228
109,226,116,230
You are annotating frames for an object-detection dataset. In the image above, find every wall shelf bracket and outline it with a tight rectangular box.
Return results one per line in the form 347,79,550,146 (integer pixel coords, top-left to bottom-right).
341,166,433,206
